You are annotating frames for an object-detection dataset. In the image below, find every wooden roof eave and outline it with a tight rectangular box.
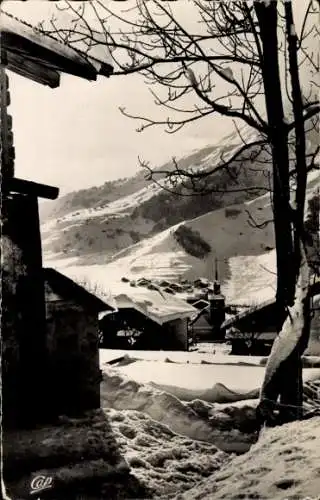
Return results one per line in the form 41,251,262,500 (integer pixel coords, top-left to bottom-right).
2,32,99,86
0,12,113,87
44,268,114,313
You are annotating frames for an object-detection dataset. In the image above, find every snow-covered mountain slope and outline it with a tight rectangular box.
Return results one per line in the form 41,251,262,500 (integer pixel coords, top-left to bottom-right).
44,169,319,306
42,119,319,306
40,124,272,264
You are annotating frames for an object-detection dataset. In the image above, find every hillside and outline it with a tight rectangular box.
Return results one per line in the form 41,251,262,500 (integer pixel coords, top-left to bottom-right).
43,169,319,307
42,122,319,304
41,126,271,263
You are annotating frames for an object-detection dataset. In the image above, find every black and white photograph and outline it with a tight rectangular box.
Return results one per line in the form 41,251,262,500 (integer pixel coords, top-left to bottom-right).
0,0,319,498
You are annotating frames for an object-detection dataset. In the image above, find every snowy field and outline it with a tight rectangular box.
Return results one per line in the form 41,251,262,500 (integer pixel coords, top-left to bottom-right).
100,348,320,399
99,349,320,497
100,347,320,442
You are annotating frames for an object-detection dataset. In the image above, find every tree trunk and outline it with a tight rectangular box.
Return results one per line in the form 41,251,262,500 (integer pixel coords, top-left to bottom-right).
254,2,295,313
284,1,308,281
257,240,311,426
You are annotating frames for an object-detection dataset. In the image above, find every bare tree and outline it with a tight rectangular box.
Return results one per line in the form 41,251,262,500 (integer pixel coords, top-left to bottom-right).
40,0,320,424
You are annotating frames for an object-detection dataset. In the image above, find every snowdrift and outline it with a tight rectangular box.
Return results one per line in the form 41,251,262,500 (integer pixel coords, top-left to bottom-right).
176,416,320,499
101,364,320,454
101,354,320,403
105,407,229,499
101,367,263,453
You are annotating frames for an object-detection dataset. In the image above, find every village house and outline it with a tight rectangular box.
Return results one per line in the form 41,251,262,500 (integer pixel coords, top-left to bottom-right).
162,286,177,295
136,277,151,287
44,268,113,415
190,306,212,342
194,277,210,288
222,280,320,355
158,279,171,288
222,299,283,355
99,288,197,351
190,280,226,342
168,282,184,293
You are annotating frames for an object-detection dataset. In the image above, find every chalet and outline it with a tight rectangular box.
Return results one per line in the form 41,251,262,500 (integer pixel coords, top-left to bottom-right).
169,283,184,293
136,277,151,287
158,280,171,288
223,281,320,355
194,277,210,289
190,281,226,342
100,289,197,351
147,283,160,291
222,298,286,355
1,9,135,500
180,279,190,285
44,268,113,415
186,290,208,303
190,306,212,341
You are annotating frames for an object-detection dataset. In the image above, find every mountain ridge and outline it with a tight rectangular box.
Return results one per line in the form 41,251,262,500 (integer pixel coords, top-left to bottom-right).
41,122,319,301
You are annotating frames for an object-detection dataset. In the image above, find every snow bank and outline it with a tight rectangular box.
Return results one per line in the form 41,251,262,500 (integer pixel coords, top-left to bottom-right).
100,348,265,366
109,360,265,394
176,416,320,499
105,407,229,499
101,355,320,402
101,367,260,453
101,363,320,452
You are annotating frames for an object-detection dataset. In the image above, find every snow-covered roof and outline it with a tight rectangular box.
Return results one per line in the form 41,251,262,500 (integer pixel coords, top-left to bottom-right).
221,297,275,330
113,289,197,326
190,306,210,326
223,276,320,330
44,267,114,312
1,8,113,87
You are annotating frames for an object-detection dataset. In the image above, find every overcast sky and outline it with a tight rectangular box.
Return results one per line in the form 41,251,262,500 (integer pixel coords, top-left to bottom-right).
3,0,317,194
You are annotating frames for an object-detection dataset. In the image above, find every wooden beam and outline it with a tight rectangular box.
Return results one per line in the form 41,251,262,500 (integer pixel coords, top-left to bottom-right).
2,31,98,83
5,50,60,88
4,177,59,200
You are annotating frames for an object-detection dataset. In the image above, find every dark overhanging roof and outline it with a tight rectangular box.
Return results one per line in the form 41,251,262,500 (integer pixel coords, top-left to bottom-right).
0,9,114,87
222,278,320,330
190,306,210,326
44,268,114,312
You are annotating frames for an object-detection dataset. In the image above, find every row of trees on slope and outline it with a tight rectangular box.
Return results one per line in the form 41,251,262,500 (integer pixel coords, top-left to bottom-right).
43,0,319,425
